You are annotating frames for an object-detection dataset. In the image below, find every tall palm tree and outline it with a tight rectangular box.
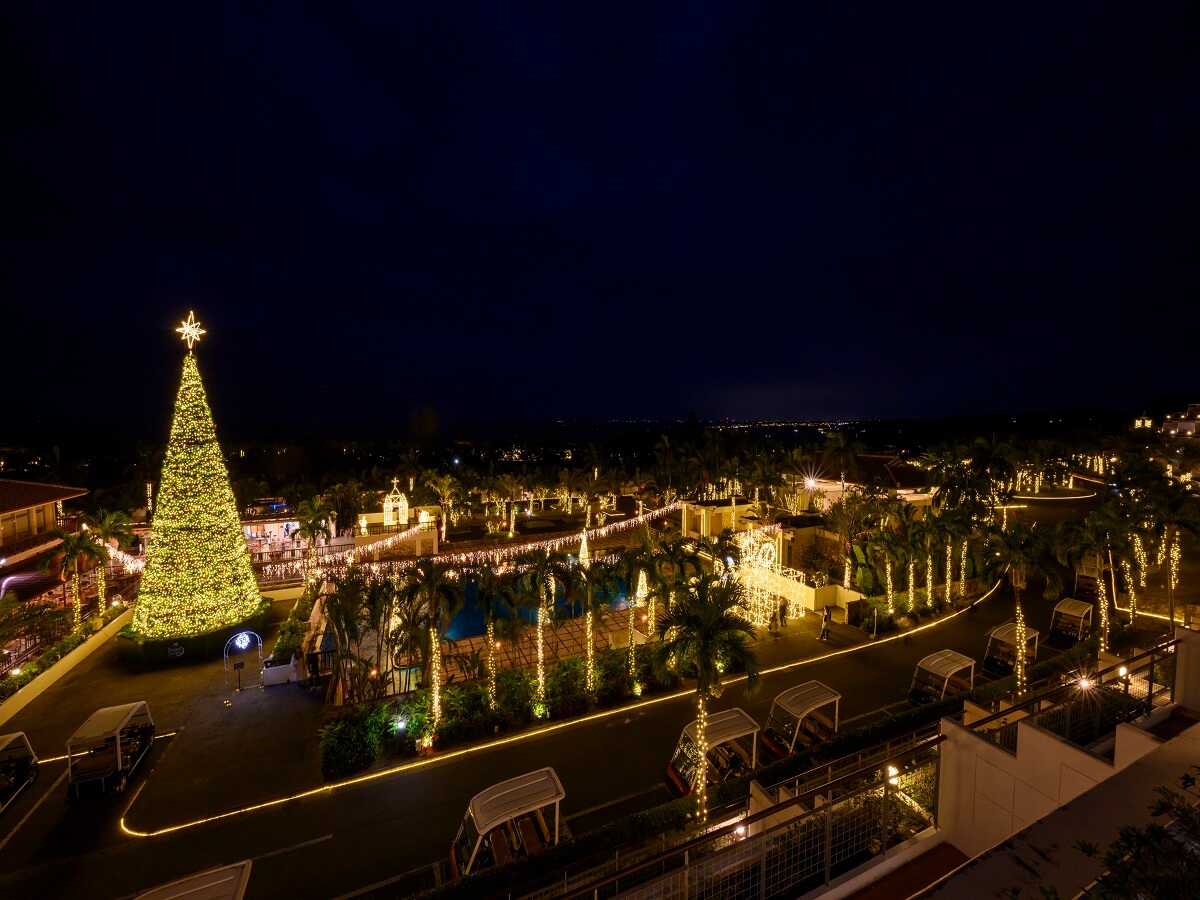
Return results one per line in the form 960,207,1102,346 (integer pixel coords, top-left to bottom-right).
614,538,653,675
653,575,760,822
295,495,334,581
827,488,870,589
1054,504,1128,648
910,514,945,604
562,558,619,693
472,561,518,710
83,509,136,611
518,547,569,712
1142,480,1200,626
822,432,863,493
39,529,104,631
983,522,1062,695
866,528,904,615
399,558,464,730
425,473,459,541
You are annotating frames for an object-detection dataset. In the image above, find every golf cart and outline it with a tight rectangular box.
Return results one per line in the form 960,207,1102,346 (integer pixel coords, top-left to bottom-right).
1049,598,1092,646
449,767,565,880
760,681,841,761
909,650,975,704
66,701,155,801
0,733,39,814
667,707,759,796
983,623,1038,677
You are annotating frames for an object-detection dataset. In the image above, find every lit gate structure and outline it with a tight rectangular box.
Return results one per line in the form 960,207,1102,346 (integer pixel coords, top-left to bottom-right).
733,530,809,628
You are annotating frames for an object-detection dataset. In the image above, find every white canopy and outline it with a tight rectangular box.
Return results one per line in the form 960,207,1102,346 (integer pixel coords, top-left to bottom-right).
67,702,151,749
469,767,564,837
0,733,30,756
136,860,252,900
1054,598,1092,619
683,707,759,745
772,682,841,720
989,623,1039,647
917,650,975,681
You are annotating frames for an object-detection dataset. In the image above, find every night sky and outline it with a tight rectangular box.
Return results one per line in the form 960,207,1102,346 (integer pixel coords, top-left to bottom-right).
3,4,1197,438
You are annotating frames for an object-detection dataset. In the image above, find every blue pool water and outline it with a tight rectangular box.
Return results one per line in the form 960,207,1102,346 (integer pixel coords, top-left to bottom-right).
445,578,630,641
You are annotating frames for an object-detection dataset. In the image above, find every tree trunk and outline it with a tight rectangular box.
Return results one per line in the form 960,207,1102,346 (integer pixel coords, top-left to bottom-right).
694,692,708,822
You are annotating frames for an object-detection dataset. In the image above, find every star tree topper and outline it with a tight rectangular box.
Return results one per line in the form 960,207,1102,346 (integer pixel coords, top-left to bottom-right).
176,310,206,350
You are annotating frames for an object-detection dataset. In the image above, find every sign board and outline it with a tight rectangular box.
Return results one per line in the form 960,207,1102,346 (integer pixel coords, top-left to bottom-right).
233,661,245,671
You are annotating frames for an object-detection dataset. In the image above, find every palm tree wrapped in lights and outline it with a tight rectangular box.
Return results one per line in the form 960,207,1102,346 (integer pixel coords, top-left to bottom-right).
295,495,333,583
40,529,104,631
472,561,517,711
984,522,1061,695
519,547,568,714
399,558,463,732
563,558,618,694
83,509,136,611
653,575,760,823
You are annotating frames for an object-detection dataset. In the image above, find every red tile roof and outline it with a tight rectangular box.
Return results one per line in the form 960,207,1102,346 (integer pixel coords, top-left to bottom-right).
0,479,88,516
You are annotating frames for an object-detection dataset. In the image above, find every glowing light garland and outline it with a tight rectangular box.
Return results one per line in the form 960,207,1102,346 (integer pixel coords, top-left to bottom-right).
1015,602,1028,696
959,541,968,598
694,693,709,823
133,344,261,639
946,543,954,603
885,558,894,615
925,552,934,603
1097,572,1109,653
1122,560,1138,625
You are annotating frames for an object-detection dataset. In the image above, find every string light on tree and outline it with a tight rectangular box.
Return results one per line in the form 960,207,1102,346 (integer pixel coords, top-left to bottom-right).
959,541,968,598
133,316,262,639
1097,572,1109,653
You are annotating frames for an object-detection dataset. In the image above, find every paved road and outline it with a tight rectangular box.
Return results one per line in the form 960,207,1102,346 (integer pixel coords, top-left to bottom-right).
0,495,1108,899
0,580,1066,900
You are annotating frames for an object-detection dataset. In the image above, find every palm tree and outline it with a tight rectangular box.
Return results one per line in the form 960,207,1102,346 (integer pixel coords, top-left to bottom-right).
518,547,569,712
614,539,653,680
826,488,870,589
563,558,619,693
83,509,135,611
1054,504,1128,647
652,575,760,822
983,522,1062,695
39,529,104,631
294,495,334,582
494,473,524,534
866,528,904,615
822,432,863,493
425,473,459,541
399,558,464,730
910,515,945,605
472,561,518,710
1142,480,1200,626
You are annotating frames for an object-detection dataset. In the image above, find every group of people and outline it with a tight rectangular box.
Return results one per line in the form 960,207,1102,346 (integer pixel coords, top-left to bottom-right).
769,599,834,641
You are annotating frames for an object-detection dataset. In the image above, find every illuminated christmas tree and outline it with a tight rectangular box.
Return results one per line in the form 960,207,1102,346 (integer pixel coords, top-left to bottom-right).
132,313,261,638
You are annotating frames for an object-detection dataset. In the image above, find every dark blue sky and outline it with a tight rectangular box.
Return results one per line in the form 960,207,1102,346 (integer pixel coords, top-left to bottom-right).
3,3,1197,438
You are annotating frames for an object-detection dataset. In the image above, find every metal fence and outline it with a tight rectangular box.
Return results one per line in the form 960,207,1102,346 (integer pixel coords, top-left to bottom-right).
973,640,1177,755
557,738,942,900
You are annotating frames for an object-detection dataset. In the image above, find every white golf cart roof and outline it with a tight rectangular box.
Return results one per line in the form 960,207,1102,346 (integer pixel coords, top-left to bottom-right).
917,650,975,680
67,702,151,749
989,623,1039,646
682,707,759,745
1053,598,1092,619
772,682,841,719
0,733,32,755
135,860,252,900
469,767,564,837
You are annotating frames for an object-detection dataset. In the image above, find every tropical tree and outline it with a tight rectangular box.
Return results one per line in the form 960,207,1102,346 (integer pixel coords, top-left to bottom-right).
39,529,104,631
472,561,518,710
910,514,945,604
866,528,904,615
294,495,334,582
822,432,864,492
518,547,569,712
563,558,619,693
425,473,459,541
1142,480,1200,627
399,558,464,729
1054,504,1128,647
826,487,871,589
83,509,136,611
652,575,760,821
983,522,1062,695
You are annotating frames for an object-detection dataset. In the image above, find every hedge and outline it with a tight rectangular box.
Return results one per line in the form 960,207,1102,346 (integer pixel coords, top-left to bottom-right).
422,638,1097,899
0,632,88,702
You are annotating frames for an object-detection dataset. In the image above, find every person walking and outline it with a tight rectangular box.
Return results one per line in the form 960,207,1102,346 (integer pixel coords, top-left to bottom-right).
819,605,832,641
779,598,789,627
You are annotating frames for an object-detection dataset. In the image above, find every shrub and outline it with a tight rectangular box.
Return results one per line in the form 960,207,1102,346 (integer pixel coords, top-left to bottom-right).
318,701,392,779
546,656,588,718
495,668,535,726
271,616,303,662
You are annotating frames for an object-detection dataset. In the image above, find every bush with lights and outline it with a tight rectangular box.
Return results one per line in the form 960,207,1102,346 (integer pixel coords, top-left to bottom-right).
129,347,264,641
